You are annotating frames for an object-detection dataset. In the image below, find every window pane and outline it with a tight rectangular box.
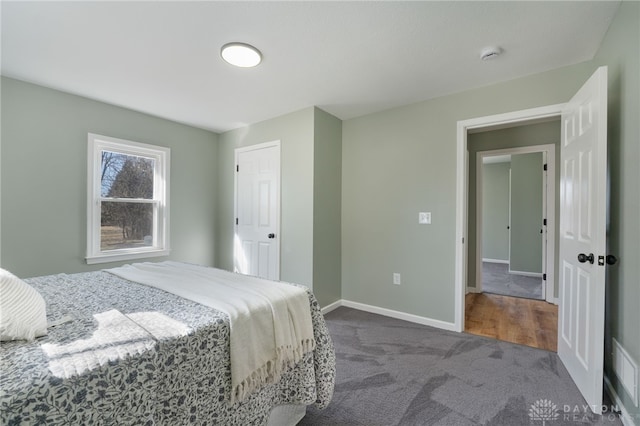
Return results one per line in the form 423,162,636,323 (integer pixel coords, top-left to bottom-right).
100,201,153,251
101,151,155,199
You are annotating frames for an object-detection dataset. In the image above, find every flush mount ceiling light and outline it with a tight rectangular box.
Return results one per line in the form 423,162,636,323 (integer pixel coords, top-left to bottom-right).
221,42,262,68
480,46,502,61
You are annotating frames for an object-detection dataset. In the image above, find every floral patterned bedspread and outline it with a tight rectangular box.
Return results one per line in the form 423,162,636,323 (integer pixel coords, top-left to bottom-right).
0,271,335,425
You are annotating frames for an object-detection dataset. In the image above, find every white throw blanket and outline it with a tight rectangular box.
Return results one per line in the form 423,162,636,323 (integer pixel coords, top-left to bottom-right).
106,261,316,403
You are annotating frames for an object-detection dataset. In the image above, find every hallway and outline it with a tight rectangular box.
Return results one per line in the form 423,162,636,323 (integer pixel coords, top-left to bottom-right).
482,261,543,300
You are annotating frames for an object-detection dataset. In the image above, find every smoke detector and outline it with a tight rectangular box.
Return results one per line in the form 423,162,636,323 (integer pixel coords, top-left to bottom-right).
480,46,502,61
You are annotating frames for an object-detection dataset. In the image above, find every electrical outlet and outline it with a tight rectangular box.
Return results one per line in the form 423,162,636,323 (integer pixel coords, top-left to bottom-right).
419,212,431,224
393,273,401,285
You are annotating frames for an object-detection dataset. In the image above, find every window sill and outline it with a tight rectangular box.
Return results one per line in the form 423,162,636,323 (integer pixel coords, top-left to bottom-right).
86,249,170,265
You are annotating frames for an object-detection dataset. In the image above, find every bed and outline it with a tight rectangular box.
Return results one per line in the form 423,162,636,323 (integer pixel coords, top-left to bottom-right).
0,262,336,425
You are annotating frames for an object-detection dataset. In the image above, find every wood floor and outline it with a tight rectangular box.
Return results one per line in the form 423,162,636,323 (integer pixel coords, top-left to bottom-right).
465,293,558,351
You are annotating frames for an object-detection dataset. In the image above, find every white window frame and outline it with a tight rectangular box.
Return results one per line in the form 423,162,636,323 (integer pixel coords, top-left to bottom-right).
86,133,170,264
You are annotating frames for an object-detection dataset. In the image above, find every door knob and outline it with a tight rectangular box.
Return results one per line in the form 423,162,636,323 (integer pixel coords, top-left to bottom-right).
606,254,618,265
268,233,276,239
577,253,594,264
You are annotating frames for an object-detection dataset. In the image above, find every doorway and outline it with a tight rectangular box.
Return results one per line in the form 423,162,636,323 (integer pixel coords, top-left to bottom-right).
475,145,556,303
453,104,564,332
454,111,562,350
455,66,609,413
479,153,543,300
467,138,559,351
234,141,281,281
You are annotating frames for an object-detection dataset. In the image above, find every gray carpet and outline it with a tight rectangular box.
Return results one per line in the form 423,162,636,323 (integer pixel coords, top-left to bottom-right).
482,262,543,300
301,307,621,426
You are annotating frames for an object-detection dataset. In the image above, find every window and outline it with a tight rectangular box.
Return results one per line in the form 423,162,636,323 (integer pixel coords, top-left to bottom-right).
87,133,170,264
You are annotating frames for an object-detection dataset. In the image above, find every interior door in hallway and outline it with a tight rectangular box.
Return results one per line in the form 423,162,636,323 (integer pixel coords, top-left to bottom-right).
557,66,608,414
234,141,280,280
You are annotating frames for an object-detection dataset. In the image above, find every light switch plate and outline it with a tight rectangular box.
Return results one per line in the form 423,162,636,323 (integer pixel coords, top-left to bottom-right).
419,212,431,224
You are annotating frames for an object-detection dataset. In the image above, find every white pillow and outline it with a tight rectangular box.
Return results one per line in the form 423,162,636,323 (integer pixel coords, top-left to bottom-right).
0,268,48,341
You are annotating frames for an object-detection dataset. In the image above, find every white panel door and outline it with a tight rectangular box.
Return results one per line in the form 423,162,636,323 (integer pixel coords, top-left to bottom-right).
234,142,280,280
558,66,607,413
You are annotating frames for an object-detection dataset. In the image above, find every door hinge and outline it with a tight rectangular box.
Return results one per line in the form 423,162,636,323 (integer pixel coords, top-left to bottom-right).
543,163,548,171
543,273,547,281
236,165,239,172
543,218,547,226
235,218,238,225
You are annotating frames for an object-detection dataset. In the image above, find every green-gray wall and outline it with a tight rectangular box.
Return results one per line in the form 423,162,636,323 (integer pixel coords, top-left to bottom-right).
594,1,640,419
312,108,342,308
215,107,342,308
216,107,315,288
342,65,587,324
0,77,219,278
481,162,510,262
510,152,543,275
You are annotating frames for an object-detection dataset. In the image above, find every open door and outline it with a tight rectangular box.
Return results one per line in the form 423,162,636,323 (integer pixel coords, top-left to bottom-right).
557,66,608,413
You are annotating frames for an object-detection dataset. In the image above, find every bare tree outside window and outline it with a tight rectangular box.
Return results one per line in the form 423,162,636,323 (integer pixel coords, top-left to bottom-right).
100,151,155,251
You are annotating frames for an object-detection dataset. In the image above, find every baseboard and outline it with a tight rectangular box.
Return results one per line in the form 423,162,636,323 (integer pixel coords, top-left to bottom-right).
605,374,638,426
320,299,342,315
466,286,481,294
508,269,543,278
340,299,458,332
482,258,509,264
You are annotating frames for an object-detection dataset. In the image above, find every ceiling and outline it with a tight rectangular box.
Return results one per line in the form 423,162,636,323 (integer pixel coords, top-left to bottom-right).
1,1,621,133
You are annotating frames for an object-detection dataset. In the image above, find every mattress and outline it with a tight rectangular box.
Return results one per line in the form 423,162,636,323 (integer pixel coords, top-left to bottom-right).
0,270,335,425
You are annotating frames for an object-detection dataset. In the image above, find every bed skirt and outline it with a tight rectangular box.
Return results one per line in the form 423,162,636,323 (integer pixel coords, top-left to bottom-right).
267,404,306,426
